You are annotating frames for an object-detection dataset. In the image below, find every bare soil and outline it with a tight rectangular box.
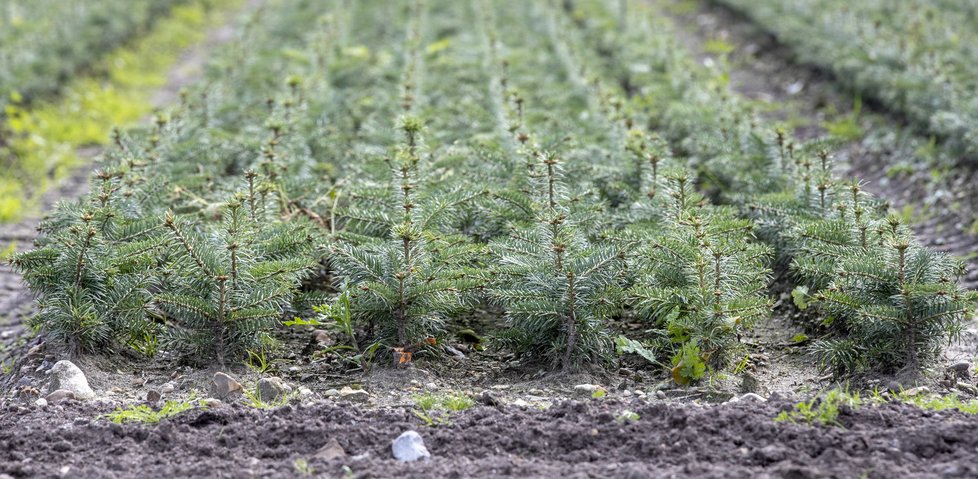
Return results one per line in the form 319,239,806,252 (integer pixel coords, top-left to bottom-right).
2,397,977,478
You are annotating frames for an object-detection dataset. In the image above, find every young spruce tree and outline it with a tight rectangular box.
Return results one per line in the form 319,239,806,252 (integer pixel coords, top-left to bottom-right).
330,116,485,353
628,170,772,384
489,144,625,372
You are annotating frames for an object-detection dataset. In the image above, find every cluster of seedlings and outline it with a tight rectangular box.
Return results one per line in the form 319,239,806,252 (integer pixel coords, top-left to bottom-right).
10,0,975,387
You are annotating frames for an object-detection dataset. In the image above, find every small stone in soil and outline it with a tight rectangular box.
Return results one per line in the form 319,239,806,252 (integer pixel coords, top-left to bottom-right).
257,377,292,403
955,382,978,396
573,384,602,396
34,398,48,408
201,398,223,408
477,391,500,407
950,361,972,373
902,386,930,396
391,431,430,462
45,389,76,404
211,372,243,399
726,393,767,404
338,386,369,402
47,360,95,400
324,388,340,398
160,382,176,394
315,438,346,461
146,390,162,403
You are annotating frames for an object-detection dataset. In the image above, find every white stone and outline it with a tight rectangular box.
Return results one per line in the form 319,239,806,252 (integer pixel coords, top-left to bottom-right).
338,386,369,402
726,393,767,404
391,431,430,462
35,398,48,408
903,386,931,396
48,360,95,400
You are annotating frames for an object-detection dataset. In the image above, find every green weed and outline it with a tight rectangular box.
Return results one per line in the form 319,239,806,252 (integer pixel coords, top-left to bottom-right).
105,397,198,424
775,389,862,427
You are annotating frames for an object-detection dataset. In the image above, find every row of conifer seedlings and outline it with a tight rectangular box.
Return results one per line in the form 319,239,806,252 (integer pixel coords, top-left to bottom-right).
10,0,975,386
554,0,976,377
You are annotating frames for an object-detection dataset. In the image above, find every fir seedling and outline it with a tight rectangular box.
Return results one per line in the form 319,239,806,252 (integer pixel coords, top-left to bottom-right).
489,150,624,372
13,176,162,355
629,171,771,382
156,194,317,364
330,117,485,351
755,147,976,378
810,218,974,376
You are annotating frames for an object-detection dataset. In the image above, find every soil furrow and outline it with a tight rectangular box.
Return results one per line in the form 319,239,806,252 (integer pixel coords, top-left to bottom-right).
2,398,977,478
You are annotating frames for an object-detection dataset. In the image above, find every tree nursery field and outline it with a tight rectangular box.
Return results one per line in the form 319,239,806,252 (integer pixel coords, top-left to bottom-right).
2,0,978,477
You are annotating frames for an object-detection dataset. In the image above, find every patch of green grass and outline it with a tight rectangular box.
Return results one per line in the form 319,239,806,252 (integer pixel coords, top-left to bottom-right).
442,392,476,412
244,349,275,374
0,181,22,223
898,204,916,225
703,39,735,55
1,357,13,375
414,392,440,412
904,394,978,414
885,163,915,178
105,397,198,424
411,391,474,426
243,386,291,410
775,389,862,427
616,410,640,423
873,389,978,415
293,458,315,476
0,241,16,261
822,97,864,142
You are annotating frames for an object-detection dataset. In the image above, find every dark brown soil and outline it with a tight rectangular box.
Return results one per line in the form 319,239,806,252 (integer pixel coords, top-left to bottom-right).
1,397,976,478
